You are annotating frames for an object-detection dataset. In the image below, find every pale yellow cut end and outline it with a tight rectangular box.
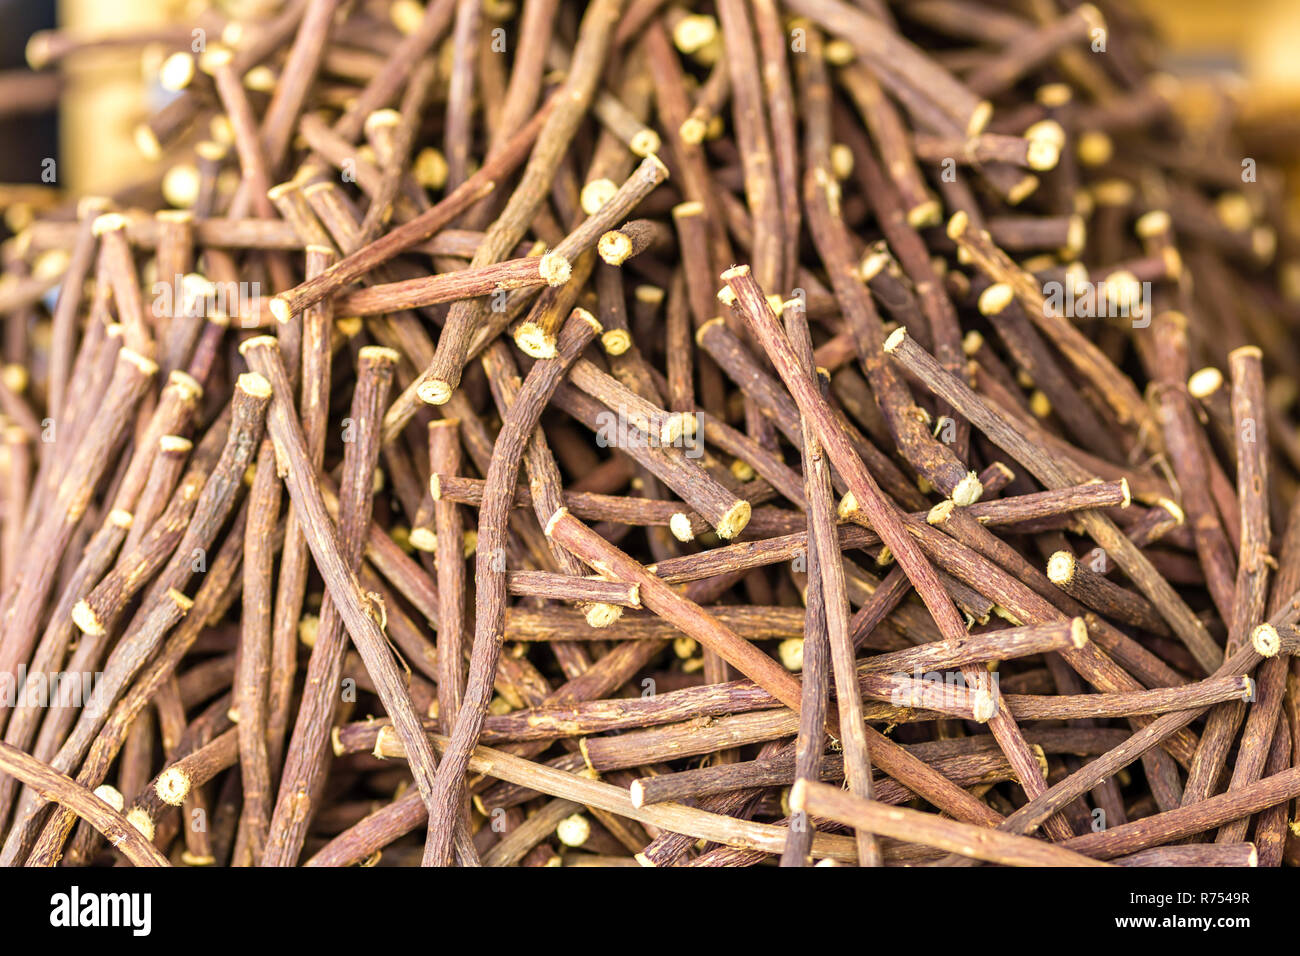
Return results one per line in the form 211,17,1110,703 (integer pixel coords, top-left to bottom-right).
583,603,623,628
679,117,707,145
630,129,661,158
199,45,234,72
1065,215,1087,256
951,472,983,507
967,100,993,136
629,780,647,808
94,785,125,813
927,500,955,525
418,378,453,405
883,327,907,353
601,329,631,356
514,321,557,358
109,508,134,529
779,637,805,672
166,587,194,613
133,124,162,160
1077,130,1113,166
265,296,292,325
1251,623,1281,658
390,0,424,33
544,507,569,537
945,211,969,241
580,178,617,215
1119,478,1131,509
597,230,633,265
971,689,996,723
539,252,572,287
1135,209,1171,239
156,767,191,806
236,372,272,400
669,512,695,542
907,199,942,229
160,50,197,92
977,282,1015,316
414,148,448,190
72,600,105,637
1070,617,1089,648
1007,175,1039,205
1047,550,1076,585
92,212,129,237
238,334,278,356
409,527,437,552
672,14,717,54
836,491,860,519
299,614,319,649
162,163,201,208
715,500,751,539
556,812,590,847
126,808,155,841
1025,118,1066,149
788,777,809,814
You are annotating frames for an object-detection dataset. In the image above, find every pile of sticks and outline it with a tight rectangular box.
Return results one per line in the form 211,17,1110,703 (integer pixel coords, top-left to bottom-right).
0,0,1298,867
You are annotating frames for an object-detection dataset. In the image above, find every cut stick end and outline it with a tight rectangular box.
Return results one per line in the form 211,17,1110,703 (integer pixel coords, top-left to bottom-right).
719,264,750,282
1186,366,1224,399
907,200,943,229
93,785,125,813
237,334,278,357
1046,550,1076,585
629,780,646,808
597,230,633,265
539,252,572,286
1158,496,1185,525
1119,478,1131,508
583,603,623,628
166,587,194,613
715,500,752,539
1026,138,1062,171
946,211,970,241
680,117,707,145
788,777,809,814
601,329,631,356
514,322,557,358
1007,175,1040,205
1251,623,1281,658
883,327,908,353
951,472,983,507
658,414,687,445
408,527,437,552
968,100,994,136
155,767,191,806
269,296,293,324
92,212,129,236
972,689,996,722
927,500,955,525
236,372,272,400
108,508,134,529
1070,617,1089,648
630,130,661,158
580,179,617,215
544,507,570,537
669,513,695,542
72,600,105,637
126,807,155,841
417,379,454,406
836,491,860,519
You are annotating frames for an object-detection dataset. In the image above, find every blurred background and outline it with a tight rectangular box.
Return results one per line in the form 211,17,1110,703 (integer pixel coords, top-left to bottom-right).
3,0,1300,207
